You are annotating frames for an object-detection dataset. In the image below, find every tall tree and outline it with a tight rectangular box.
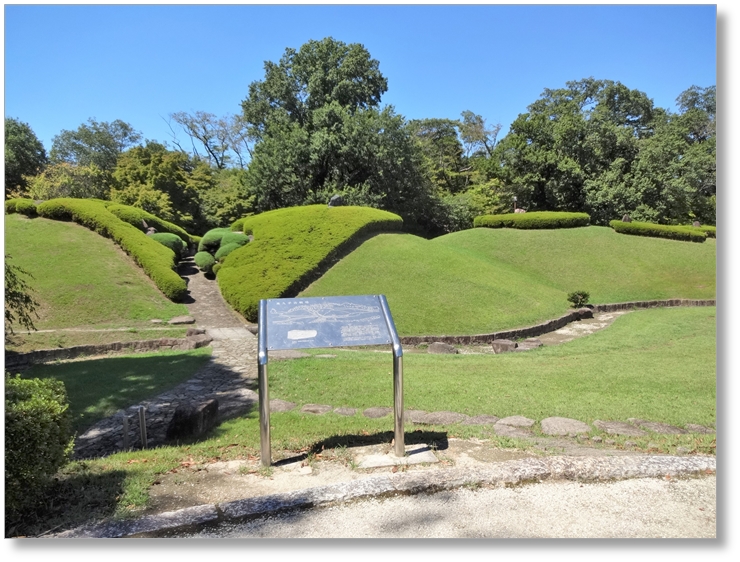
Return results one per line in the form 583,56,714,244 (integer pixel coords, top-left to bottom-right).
168,111,253,169
50,118,141,173
4,117,47,198
241,37,437,233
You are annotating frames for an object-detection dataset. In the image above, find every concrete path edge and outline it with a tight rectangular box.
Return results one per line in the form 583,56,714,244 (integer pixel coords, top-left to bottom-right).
50,454,716,539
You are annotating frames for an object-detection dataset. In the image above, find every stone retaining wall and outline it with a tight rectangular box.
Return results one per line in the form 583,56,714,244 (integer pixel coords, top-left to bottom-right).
4,335,212,371
399,299,716,346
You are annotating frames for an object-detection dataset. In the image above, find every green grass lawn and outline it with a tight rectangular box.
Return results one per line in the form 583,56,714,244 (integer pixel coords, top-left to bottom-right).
20,348,212,434
4,213,189,332
301,226,716,335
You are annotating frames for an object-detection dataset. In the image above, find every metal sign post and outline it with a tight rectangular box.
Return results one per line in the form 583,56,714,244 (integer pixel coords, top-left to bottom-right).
257,295,404,466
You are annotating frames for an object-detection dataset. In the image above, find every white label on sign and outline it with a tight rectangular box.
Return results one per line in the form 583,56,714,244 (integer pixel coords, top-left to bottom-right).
287,329,318,340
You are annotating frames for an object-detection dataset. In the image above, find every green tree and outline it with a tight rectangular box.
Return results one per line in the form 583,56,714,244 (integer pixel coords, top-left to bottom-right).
111,142,215,232
408,118,467,194
241,37,437,233
50,118,142,173
4,117,47,198
4,255,39,341
199,168,255,228
26,162,109,200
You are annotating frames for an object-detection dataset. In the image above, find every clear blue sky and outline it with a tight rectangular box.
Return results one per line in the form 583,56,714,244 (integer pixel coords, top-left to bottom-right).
3,3,719,153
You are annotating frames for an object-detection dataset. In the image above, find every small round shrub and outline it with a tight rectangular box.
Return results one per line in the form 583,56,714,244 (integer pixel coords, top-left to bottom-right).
5,198,38,217
150,232,187,261
194,251,216,274
212,263,222,275
5,373,73,517
198,228,231,253
220,231,250,248
230,217,246,232
567,290,590,308
214,242,243,261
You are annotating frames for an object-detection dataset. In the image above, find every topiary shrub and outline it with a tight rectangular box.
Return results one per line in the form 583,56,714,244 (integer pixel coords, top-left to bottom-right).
217,205,404,322
214,242,243,262
194,251,216,274
150,232,187,261
5,198,38,217
220,231,250,248
106,204,194,244
212,263,222,275
567,290,590,308
197,228,231,253
36,198,187,300
474,211,591,229
5,373,73,518
609,220,707,243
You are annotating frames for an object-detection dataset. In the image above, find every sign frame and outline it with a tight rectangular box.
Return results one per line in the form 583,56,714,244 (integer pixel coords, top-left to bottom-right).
257,295,404,466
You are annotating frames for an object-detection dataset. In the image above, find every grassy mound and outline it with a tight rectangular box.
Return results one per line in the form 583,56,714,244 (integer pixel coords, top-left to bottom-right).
34,198,187,301
4,213,188,332
301,226,715,336
474,211,590,229
218,205,403,321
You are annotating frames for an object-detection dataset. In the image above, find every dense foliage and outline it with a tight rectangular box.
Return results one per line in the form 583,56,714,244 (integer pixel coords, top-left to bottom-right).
4,117,48,198
35,198,187,300
5,373,73,518
474,211,590,229
609,220,707,243
4,254,40,340
5,198,38,216
219,205,403,321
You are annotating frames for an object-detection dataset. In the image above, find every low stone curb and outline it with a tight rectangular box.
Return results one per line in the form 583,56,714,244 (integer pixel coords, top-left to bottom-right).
49,454,716,538
4,335,213,370
399,299,715,346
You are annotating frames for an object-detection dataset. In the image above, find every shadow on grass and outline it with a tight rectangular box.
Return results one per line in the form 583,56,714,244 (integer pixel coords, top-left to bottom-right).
5,468,129,538
22,350,212,434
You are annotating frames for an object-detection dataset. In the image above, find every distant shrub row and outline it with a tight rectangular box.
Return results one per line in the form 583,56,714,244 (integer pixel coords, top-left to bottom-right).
5,198,38,217
218,205,404,321
474,211,591,229
609,220,707,243
194,228,251,275
35,198,187,300
106,204,195,244
5,373,73,518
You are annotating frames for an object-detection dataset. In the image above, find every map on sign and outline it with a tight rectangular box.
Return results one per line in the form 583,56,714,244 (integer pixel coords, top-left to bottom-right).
265,295,393,350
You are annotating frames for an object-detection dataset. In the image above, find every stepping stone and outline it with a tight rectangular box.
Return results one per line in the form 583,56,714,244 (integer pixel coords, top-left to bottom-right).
168,315,196,325
462,414,501,426
427,342,458,354
685,423,715,434
418,411,470,425
497,415,535,428
514,338,543,352
491,340,517,354
363,407,393,419
404,410,428,423
541,416,591,436
628,419,686,434
270,399,296,412
593,420,647,437
315,354,337,358
333,407,356,416
150,319,164,324
301,404,333,415
493,423,533,438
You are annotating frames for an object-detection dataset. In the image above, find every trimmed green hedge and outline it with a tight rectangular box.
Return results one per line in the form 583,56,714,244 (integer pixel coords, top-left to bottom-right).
36,198,187,300
220,231,250,248
194,251,216,274
609,220,707,243
214,242,243,261
218,205,404,321
106,204,194,244
5,373,73,517
198,228,231,253
474,211,591,229
5,198,38,217
689,225,716,238
150,232,187,261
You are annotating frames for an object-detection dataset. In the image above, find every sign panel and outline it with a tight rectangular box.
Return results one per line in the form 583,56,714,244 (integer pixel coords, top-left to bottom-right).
264,295,392,350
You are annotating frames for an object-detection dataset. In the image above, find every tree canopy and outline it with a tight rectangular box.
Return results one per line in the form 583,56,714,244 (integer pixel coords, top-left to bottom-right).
4,117,48,198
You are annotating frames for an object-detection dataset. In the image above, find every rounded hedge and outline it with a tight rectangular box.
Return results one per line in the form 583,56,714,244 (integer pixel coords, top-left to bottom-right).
150,232,187,261
5,373,73,517
214,242,243,261
474,211,591,229
106,204,194,244
197,228,231,253
5,198,38,217
610,220,707,243
220,231,250,248
194,251,216,273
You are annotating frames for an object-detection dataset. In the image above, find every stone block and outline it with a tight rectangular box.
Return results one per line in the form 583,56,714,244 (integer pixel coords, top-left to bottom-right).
491,339,517,354
166,400,219,441
427,342,458,354
168,315,196,325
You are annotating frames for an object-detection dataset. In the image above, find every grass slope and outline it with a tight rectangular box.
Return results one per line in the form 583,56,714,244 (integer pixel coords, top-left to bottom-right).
302,226,715,335
4,213,188,331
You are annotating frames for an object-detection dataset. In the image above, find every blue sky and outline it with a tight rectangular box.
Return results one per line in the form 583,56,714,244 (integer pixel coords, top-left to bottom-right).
3,3,718,153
